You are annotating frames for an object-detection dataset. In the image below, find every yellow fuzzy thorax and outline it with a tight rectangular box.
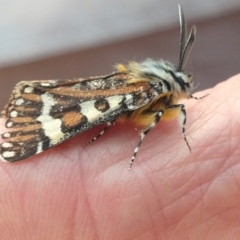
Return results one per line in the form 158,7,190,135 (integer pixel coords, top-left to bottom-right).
115,62,185,127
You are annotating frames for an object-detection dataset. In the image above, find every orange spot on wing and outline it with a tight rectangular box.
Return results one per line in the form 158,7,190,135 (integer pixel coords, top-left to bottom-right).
7,134,36,142
14,106,36,112
16,123,42,132
61,111,85,127
4,123,42,136
11,117,35,123
21,94,41,101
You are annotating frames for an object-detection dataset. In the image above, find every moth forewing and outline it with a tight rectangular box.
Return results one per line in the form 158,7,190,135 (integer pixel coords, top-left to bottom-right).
0,74,162,162
0,5,205,168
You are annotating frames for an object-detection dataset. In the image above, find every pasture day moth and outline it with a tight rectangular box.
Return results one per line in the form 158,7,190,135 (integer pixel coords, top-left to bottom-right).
0,5,205,169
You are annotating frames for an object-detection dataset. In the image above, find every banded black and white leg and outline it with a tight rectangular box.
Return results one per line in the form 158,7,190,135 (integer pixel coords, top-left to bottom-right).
129,110,163,170
190,94,208,100
85,121,114,146
166,104,191,152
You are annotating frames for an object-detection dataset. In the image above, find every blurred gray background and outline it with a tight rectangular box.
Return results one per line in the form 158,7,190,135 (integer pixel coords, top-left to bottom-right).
0,0,240,109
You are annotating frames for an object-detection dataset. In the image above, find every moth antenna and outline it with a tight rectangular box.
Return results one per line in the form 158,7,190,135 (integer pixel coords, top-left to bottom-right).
177,5,196,71
180,26,196,70
178,4,186,69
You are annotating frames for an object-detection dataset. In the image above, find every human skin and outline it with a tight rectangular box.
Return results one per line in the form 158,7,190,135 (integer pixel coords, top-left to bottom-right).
0,74,240,240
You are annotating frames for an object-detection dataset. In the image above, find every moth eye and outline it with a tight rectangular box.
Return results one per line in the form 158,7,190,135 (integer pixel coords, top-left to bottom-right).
176,77,186,90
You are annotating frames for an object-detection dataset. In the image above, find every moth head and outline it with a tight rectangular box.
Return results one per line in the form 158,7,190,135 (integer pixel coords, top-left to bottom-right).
125,5,196,99
174,71,194,98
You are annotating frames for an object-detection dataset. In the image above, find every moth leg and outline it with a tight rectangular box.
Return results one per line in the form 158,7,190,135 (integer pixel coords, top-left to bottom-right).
129,110,163,170
190,93,208,100
85,121,114,146
166,104,191,152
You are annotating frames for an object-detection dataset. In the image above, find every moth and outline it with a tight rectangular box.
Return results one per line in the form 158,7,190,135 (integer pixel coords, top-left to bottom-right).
0,5,205,168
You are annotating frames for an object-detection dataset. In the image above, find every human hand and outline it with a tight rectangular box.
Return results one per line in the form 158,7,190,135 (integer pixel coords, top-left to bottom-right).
0,74,240,239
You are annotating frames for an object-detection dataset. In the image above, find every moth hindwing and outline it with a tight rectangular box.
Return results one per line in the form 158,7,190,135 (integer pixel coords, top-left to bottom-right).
0,5,204,168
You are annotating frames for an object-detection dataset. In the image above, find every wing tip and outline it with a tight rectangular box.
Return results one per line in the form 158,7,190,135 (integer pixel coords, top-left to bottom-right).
0,151,11,163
